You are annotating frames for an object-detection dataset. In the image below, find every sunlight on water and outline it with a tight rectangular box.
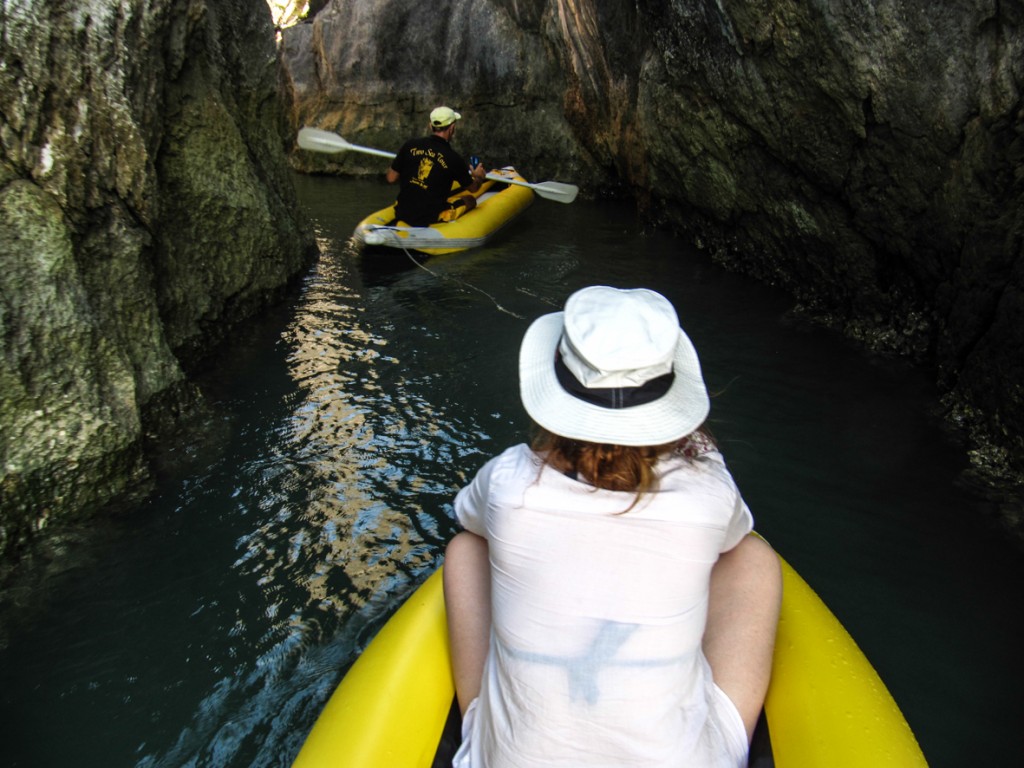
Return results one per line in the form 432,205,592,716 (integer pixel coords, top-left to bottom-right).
133,232,486,766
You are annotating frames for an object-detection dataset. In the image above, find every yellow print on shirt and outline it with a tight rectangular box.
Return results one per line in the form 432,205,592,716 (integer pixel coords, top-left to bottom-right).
417,157,433,181
409,147,449,169
408,147,449,190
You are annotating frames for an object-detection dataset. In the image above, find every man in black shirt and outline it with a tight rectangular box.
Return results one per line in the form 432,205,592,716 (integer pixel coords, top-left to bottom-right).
386,106,487,226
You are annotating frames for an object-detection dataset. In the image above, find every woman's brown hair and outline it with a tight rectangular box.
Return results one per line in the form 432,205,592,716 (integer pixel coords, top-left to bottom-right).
530,425,716,509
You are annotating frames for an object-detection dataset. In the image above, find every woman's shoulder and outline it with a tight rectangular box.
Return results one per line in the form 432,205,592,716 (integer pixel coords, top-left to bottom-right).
462,444,543,500
494,442,540,467
678,431,718,459
658,445,737,488
474,443,540,477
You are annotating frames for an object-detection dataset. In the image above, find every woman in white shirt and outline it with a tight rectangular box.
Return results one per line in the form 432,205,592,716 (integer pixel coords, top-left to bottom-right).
445,286,782,767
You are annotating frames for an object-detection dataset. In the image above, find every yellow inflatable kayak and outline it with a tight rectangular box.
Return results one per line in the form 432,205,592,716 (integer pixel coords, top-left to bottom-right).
293,553,927,767
353,167,535,256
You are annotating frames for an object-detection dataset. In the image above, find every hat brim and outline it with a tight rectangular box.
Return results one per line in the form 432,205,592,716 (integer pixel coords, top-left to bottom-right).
519,312,711,446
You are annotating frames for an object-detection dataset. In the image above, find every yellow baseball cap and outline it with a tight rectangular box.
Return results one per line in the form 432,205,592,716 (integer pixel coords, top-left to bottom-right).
429,106,462,128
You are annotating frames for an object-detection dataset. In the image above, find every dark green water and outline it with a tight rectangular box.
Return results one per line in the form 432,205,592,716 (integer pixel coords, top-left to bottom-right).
2,175,1023,767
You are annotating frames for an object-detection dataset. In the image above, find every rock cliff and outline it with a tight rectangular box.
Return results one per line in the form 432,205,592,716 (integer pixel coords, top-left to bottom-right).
0,0,315,560
282,0,1024,502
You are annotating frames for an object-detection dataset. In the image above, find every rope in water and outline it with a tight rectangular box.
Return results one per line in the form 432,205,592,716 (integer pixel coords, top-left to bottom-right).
400,245,526,319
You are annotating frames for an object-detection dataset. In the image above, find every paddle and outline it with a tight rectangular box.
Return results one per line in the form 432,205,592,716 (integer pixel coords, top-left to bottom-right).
297,127,579,204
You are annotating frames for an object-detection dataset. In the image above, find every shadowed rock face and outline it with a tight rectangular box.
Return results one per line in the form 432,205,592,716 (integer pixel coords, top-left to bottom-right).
0,0,315,558
282,0,592,185
283,0,1024,492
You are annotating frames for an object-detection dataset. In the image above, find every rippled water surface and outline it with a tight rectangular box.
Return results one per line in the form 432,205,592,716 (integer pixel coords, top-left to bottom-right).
3,174,1023,767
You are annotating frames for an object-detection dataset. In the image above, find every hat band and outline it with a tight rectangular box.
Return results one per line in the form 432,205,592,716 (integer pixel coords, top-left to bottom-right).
554,353,674,409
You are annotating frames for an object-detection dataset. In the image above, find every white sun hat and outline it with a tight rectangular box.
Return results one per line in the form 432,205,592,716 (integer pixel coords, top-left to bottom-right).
519,286,710,446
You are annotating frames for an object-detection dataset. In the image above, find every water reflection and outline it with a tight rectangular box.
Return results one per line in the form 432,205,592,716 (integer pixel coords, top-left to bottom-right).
135,231,481,765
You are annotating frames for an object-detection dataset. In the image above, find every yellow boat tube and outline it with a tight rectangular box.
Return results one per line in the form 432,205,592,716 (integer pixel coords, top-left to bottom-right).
766,557,928,766
353,167,535,256
293,554,927,767
292,568,452,768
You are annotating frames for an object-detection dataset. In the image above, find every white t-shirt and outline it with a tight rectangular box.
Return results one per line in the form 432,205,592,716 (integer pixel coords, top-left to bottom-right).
452,443,753,768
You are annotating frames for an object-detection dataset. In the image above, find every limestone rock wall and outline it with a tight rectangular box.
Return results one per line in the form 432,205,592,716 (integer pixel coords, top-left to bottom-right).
282,0,1024,485
0,0,315,558
632,0,1024,484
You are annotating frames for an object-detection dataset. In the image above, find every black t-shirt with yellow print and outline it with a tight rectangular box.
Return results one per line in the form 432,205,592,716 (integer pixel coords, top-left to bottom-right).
390,134,474,226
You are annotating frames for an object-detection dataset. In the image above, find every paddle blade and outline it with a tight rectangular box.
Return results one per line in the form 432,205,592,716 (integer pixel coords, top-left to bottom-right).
297,128,397,159
531,181,579,204
297,127,349,153
486,172,579,204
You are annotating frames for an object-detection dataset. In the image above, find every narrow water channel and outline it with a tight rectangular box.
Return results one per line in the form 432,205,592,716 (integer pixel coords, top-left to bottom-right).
2,174,1022,767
